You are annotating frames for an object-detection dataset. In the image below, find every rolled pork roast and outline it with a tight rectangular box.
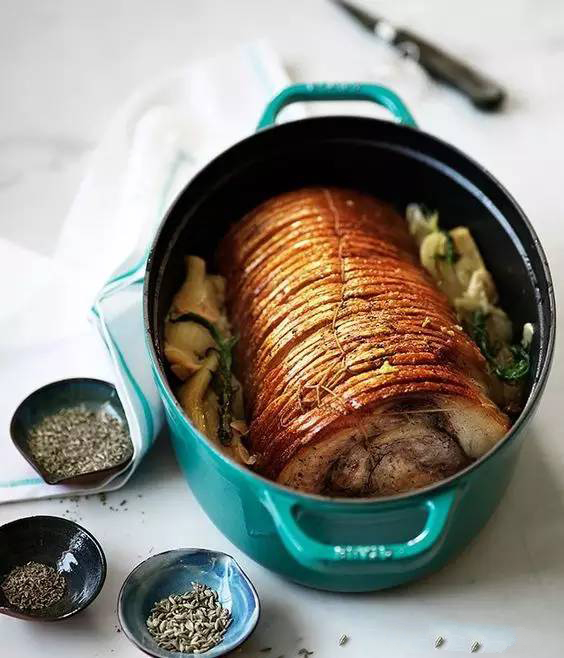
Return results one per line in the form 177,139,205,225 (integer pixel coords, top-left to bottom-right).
219,187,510,496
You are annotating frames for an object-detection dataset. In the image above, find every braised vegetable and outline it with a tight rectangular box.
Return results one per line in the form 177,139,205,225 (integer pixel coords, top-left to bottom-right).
163,253,255,465
410,203,532,396
435,230,460,265
469,310,497,362
494,345,530,382
169,256,228,331
172,312,238,445
470,310,530,382
164,321,216,380
177,351,220,436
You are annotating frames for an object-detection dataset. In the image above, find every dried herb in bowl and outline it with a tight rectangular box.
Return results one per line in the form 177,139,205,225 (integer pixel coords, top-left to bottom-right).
1,561,65,610
146,582,232,653
28,407,132,480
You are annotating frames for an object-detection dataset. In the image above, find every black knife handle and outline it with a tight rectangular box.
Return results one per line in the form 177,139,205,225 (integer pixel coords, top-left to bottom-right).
393,28,506,110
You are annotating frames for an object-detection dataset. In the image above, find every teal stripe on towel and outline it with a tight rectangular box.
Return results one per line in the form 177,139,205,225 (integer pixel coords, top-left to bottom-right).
3,141,191,492
5,303,153,490
0,476,44,488
92,305,154,448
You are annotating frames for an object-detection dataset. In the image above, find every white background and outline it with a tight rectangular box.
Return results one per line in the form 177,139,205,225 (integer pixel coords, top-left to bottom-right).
1,1,563,656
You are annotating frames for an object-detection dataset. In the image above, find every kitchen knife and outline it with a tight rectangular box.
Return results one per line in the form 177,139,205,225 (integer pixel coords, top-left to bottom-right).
335,0,506,110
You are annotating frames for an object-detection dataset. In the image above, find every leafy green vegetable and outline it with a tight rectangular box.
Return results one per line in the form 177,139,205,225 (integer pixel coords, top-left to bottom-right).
435,230,460,265
493,345,530,382
469,310,497,361
469,310,529,383
172,312,238,445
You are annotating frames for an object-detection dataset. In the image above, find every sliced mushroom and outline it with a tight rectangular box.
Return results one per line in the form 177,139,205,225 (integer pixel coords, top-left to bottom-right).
177,351,219,435
207,275,226,309
229,419,256,465
203,389,219,440
164,321,216,380
231,376,245,419
170,256,226,327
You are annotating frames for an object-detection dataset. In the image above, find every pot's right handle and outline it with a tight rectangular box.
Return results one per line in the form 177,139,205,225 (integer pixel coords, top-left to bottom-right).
262,487,458,574
257,83,417,130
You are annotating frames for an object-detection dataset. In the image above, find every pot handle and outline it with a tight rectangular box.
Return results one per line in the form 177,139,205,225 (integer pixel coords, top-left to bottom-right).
257,82,417,130
262,487,457,573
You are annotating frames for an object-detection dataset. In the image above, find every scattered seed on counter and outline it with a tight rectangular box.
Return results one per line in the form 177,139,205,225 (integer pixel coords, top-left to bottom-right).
28,407,133,480
435,636,445,648
1,561,65,610
338,634,348,646
471,641,481,653
146,582,232,653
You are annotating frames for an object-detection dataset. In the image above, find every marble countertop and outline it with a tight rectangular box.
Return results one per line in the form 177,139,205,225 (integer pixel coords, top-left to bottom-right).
1,1,563,656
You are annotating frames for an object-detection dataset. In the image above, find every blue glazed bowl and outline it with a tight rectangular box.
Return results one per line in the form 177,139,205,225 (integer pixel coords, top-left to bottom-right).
118,549,260,657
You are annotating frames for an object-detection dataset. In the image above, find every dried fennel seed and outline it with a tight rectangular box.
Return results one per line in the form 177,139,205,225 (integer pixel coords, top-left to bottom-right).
146,582,232,653
1,561,65,610
28,407,132,479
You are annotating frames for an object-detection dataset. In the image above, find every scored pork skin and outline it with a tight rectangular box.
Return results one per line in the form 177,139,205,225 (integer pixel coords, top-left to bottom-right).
218,187,510,496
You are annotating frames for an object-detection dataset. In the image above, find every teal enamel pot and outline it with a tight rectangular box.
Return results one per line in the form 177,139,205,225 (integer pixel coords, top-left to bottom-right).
144,83,555,592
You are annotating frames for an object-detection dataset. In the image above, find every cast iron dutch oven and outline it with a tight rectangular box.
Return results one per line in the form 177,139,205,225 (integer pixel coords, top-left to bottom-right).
144,83,555,592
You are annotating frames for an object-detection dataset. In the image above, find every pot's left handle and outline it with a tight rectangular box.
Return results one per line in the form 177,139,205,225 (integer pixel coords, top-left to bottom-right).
257,83,417,130
262,487,457,574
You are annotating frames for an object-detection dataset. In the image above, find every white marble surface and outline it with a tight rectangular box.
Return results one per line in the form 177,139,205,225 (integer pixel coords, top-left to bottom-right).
1,1,563,656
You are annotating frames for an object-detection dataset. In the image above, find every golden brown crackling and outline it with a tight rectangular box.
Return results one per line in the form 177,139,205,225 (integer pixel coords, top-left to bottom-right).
219,187,510,492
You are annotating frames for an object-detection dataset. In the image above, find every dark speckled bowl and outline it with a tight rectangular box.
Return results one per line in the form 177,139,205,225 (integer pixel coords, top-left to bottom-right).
0,515,106,621
118,549,260,657
10,377,133,485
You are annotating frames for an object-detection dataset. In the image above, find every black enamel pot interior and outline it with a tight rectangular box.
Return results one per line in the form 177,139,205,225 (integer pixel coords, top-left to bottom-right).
146,118,554,396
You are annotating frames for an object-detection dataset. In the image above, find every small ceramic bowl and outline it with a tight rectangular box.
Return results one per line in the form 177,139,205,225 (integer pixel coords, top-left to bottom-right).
10,377,133,485
0,515,107,621
118,549,260,657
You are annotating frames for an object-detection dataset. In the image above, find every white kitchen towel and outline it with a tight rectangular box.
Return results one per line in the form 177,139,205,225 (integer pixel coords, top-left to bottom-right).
0,40,302,503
